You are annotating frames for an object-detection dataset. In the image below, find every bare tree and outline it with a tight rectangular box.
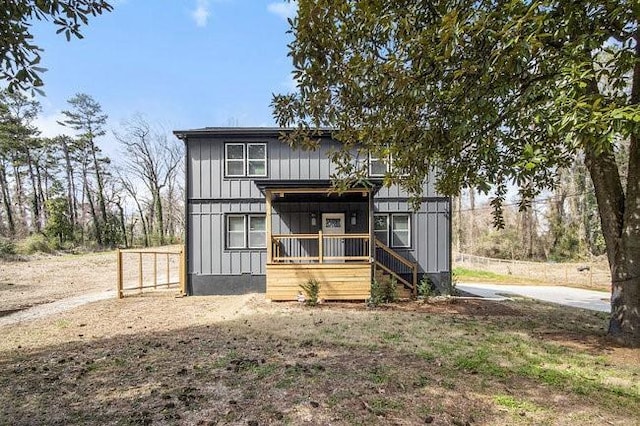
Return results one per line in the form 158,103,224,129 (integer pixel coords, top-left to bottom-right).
114,115,182,246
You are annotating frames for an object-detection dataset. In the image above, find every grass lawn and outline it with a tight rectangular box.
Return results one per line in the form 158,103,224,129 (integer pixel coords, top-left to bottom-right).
0,294,638,425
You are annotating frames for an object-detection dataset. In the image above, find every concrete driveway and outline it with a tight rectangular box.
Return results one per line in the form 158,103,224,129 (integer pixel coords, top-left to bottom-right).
457,283,611,313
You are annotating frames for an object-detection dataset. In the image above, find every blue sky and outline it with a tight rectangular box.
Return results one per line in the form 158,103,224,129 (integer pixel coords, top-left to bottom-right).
31,0,297,154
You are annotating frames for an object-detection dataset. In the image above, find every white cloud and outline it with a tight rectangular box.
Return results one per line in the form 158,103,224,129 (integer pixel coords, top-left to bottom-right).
34,111,72,138
267,1,297,21
191,0,211,27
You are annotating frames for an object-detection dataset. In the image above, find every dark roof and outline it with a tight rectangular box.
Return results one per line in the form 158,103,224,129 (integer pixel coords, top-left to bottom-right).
173,127,336,139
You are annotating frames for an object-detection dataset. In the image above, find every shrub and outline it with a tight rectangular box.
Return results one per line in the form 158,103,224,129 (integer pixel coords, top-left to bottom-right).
369,276,398,307
418,277,433,300
17,234,54,255
299,278,321,306
0,237,16,257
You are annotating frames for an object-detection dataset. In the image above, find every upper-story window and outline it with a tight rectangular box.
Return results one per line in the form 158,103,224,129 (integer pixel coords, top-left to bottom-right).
368,152,390,177
225,143,267,177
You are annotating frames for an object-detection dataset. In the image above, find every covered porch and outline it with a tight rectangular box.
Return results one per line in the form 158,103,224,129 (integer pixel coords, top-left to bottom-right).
258,182,417,301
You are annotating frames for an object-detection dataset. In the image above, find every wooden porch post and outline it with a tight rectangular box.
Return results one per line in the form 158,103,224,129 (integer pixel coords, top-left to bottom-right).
117,249,124,299
368,189,375,285
266,190,272,263
318,230,324,263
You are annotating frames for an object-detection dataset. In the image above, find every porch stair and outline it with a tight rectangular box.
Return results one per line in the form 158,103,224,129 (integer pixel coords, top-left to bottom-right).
374,239,418,298
374,268,413,299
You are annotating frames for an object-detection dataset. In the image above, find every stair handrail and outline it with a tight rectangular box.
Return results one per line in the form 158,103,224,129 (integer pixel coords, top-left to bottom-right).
374,238,418,294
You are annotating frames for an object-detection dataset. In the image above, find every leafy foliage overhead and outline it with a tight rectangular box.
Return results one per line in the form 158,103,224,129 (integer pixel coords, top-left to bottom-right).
272,0,638,217
0,0,113,94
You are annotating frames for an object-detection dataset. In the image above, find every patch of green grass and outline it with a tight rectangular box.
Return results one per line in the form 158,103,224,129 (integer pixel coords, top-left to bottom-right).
365,397,404,416
493,395,542,412
453,266,517,282
368,366,392,385
453,348,507,378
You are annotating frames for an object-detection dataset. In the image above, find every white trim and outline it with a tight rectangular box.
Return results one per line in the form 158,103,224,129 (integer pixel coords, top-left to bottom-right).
224,142,268,177
391,213,411,248
226,215,246,248
225,143,245,177
247,142,268,177
248,215,266,248
368,152,389,177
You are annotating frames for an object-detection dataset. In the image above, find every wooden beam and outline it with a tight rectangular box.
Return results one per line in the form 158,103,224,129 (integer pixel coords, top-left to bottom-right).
117,249,123,299
266,189,273,263
268,187,371,196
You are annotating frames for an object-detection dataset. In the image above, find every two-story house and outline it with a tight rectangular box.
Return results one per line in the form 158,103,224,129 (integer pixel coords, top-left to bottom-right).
174,127,451,300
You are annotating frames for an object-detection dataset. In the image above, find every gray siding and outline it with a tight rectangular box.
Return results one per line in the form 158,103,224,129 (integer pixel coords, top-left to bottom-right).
187,137,438,201
183,129,450,291
374,199,450,273
189,201,267,276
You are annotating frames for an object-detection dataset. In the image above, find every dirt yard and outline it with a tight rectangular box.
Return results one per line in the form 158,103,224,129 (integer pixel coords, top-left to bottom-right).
0,252,638,425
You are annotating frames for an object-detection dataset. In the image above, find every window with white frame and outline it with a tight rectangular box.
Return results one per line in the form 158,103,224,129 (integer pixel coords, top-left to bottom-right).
391,214,411,248
248,216,266,248
225,142,267,177
368,152,390,177
374,213,411,248
374,214,389,246
226,215,246,248
226,214,266,249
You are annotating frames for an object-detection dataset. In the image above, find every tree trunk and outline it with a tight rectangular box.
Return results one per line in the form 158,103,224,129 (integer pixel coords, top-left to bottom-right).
61,140,78,226
153,188,164,245
90,144,108,225
585,143,639,346
12,161,28,234
602,32,640,346
0,164,15,236
25,151,41,232
81,168,101,246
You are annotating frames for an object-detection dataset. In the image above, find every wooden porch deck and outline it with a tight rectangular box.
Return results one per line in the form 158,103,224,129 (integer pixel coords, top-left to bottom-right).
265,262,372,301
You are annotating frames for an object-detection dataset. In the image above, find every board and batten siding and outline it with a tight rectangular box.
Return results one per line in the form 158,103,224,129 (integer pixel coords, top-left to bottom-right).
188,136,439,200
189,201,266,276
374,199,450,274
185,132,449,283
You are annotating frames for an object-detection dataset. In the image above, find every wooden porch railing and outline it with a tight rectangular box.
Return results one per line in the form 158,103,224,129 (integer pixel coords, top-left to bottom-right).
374,238,418,295
271,232,370,263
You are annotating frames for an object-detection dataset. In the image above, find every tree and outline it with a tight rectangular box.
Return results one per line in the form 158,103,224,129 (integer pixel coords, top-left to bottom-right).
114,115,181,246
60,93,109,245
0,0,113,93
272,1,640,345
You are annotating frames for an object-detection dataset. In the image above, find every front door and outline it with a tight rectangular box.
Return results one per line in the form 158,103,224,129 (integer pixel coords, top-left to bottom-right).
322,213,345,262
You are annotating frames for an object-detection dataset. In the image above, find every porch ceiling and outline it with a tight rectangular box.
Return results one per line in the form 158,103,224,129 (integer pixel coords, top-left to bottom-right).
255,179,382,202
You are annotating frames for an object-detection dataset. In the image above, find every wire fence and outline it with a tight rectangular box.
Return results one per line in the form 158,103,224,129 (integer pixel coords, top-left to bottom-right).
454,252,611,290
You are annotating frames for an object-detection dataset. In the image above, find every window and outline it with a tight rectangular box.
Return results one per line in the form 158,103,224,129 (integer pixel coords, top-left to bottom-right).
227,215,246,248
225,142,267,177
247,144,267,176
391,214,411,248
369,152,389,177
374,214,389,246
248,216,266,248
374,213,411,248
226,214,266,249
